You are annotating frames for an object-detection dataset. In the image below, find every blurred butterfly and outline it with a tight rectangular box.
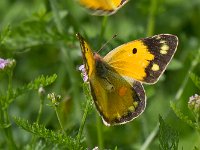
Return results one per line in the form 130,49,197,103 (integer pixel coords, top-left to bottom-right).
78,0,128,15
77,33,178,126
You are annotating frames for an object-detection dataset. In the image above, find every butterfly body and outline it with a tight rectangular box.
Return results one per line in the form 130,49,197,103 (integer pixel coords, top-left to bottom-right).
77,33,178,126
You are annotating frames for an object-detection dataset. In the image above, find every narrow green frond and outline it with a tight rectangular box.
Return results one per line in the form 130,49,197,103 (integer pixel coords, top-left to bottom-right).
14,117,85,149
170,101,199,130
0,25,11,45
27,74,57,90
159,116,179,150
190,72,200,90
1,74,57,110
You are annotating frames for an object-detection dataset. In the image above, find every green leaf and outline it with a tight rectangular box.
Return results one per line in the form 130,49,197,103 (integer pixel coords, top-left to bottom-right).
27,74,57,90
170,101,198,129
0,74,57,110
0,25,11,45
0,123,11,128
193,146,200,150
14,117,84,150
190,72,200,90
159,115,179,150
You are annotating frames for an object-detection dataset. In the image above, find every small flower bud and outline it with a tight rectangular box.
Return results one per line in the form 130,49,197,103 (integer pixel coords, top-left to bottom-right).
92,147,99,150
188,94,200,114
47,93,62,107
0,58,16,71
0,58,9,70
38,86,45,99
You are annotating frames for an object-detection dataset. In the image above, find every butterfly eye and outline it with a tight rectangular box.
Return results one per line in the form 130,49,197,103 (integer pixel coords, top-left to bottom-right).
132,48,137,54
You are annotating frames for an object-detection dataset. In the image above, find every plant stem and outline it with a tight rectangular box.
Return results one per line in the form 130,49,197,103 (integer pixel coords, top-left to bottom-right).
141,124,159,150
3,70,17,149
99,16,108,47
49,0,63,33
36,94,45,124
146,0,157,36
77,96,91,144
96,115,103,150
31,89,45,146
55,107,65,134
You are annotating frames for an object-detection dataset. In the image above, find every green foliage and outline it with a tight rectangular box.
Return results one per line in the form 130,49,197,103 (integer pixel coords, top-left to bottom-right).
27,74,57,90
14,117,84,150
159,116,179,150
190,72,200,90
194,146,200,150
77,82,93,144
0,74,57,110
170,101,198,129
0,25,10,45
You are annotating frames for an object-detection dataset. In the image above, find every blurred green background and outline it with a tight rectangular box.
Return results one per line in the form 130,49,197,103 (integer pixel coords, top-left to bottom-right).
0,0,200,149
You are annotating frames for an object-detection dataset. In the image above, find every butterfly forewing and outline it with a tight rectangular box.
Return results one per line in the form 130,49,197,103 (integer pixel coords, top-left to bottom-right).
104,34,178,84
76,33,95,78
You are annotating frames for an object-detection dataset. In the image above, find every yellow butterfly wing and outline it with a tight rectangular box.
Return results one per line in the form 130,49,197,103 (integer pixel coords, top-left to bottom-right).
104,34,179,84
76,33,146,126
90,68,146,126
78,0,128,15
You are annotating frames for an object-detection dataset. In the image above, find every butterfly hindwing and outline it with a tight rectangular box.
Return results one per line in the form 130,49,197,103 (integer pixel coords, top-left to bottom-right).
89,61,146,125
78,0,128,15
104,34,178,84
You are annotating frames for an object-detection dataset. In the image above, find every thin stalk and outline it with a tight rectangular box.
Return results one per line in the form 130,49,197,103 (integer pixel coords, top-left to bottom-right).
77,97,91,144
140,49,200,149
146,0,158,36
99,16,108,48
36,93,45,123
96,115,103,150
49,0,63,33
140,124,159,150
3,70,17,149
31,88,45,145
55,107,66,134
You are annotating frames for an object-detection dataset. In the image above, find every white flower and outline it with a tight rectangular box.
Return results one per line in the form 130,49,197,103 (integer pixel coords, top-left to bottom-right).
188,94,200,113
0,58,9,70
79,65,88,82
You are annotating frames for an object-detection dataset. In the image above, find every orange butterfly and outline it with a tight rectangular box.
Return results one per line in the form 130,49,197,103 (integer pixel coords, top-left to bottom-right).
77,33,178,126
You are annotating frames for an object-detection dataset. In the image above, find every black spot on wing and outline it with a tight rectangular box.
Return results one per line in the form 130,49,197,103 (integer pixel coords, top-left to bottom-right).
132,48,137,54
141,34,178,83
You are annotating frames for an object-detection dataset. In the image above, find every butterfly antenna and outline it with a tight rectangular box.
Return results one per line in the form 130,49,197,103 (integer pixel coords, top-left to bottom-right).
97,34,117,54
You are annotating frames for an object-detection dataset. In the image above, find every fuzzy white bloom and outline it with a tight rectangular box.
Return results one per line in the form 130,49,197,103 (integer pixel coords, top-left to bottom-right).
0,58,9,70
79,64,88,82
